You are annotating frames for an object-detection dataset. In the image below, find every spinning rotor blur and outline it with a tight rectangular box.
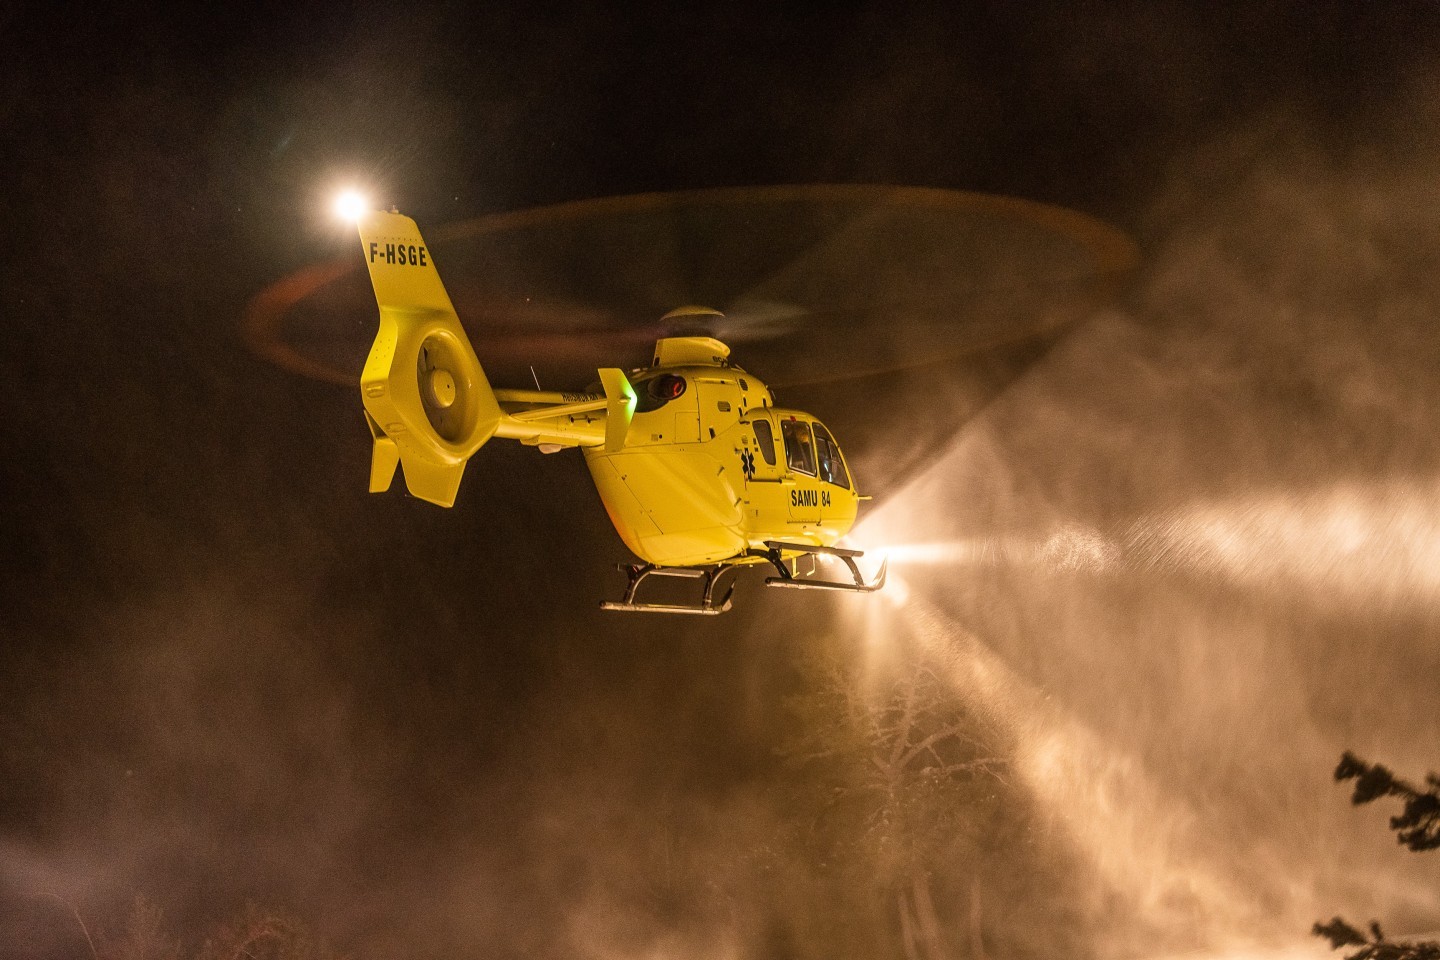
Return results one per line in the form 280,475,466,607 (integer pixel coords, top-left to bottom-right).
246,185,1137,496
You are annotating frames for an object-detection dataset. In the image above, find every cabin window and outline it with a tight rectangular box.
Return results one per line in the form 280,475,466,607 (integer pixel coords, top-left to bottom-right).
752,419,777,466
781,418,816,476
812,422,850,489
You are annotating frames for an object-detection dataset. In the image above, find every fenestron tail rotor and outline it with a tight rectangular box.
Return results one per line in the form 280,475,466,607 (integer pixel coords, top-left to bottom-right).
417,336,469,442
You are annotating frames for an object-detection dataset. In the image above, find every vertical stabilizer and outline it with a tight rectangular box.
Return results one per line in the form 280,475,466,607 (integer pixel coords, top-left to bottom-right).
355,210,502,507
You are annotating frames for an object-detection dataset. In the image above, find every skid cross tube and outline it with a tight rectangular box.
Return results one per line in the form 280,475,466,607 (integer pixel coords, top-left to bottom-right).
600,562,738,615
761,541,888,593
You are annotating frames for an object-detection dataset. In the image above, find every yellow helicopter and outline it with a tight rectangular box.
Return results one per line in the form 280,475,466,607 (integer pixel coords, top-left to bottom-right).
348,202,885,614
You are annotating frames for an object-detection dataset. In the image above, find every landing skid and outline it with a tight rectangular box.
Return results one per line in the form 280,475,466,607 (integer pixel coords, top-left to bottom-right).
599,563,740,615
760,541,888,594
599,542,885,614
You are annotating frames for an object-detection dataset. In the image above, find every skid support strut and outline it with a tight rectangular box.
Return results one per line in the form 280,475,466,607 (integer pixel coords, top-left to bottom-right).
761,541,888,593
599,563,739,615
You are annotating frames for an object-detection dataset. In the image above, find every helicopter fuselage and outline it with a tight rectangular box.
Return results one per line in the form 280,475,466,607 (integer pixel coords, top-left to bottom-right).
582,358,858,568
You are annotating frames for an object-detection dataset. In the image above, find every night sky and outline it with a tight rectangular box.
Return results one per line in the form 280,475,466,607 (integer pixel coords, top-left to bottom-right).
4,3,1440,959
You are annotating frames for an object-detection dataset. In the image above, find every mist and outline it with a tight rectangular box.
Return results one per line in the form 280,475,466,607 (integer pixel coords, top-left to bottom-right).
849,133,1440,957
6,4,1440,960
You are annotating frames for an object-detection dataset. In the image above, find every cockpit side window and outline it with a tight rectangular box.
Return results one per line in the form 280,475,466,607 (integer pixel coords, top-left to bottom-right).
812,422,851,489
752,418,777,466
780,418,816,476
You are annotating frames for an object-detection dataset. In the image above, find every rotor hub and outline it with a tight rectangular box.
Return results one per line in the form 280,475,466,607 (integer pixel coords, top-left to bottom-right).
659,305,726,325
428,368,457,408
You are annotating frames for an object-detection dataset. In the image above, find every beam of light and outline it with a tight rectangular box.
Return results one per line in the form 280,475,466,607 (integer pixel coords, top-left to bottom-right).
854,521,1119,574
332,189,369,222
864,479,1440,615
873,593,1334,960
841,491,1440,958
1126,482,1440,611
841,486,1439,957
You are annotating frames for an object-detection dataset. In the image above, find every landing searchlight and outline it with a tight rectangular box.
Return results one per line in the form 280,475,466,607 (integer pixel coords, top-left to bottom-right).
344,204,885,614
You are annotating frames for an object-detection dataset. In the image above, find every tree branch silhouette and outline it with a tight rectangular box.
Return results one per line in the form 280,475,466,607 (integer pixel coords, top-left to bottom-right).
1314,753,1440,960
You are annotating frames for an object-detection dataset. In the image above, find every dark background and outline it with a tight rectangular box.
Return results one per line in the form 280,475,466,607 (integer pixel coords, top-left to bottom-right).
3,2,1440,958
